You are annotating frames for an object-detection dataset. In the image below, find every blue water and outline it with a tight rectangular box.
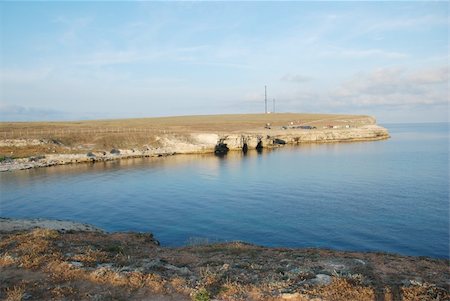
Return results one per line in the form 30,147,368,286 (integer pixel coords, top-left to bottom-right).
1,123,448,258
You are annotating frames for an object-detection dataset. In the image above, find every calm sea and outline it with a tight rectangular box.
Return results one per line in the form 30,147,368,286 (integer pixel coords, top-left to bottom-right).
1,123,448,258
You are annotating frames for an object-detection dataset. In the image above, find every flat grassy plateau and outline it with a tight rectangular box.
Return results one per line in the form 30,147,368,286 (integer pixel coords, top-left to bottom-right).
0,113,374,158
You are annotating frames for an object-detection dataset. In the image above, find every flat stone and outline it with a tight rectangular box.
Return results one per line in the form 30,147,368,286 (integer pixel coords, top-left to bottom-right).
70,261,84,267
281,292,301,300
0,218,104,233
354,259,366,265
307,274,332,286
97,263,114,269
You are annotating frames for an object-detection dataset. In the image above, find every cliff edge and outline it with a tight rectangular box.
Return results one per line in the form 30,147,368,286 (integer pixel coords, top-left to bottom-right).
0,113,389,171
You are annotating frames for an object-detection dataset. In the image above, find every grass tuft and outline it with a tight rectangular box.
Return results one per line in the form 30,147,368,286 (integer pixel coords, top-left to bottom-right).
5,285,25,301
192,288,210,301
0,253,16,266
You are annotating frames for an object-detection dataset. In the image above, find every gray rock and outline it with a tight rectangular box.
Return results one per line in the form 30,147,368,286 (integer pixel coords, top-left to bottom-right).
0,218,104,233
28,155,45,162
110,148,121,155
120,266,134,272
139,259,191,275
214,142,229,155
287,267,315,280
273,138,286,145
306,274,332,286
165,265,191,275
354,259,366,265
70,261,84,267
97,263,114,269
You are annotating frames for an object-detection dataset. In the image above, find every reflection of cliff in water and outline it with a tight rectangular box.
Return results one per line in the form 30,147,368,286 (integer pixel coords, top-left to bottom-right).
0,142,372,186
0,148,281,185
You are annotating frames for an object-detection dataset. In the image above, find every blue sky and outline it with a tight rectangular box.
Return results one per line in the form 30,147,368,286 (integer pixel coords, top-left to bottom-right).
0,1,448,123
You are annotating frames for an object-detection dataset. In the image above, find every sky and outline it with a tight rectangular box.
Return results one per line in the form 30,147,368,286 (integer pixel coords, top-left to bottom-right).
0,1,448,123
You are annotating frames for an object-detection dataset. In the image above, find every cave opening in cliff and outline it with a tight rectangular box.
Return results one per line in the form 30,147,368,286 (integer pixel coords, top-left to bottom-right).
256,141,263,153
242,143,248,153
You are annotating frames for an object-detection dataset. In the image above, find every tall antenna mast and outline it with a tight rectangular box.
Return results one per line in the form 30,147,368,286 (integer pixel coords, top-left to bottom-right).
264,85,267,114
273,98,275,113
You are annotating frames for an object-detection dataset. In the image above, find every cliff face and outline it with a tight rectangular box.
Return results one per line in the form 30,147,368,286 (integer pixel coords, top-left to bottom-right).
218,125,389,151
0,125,389,172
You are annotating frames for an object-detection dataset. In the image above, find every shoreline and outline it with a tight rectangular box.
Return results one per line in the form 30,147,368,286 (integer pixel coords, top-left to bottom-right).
0,217,448,301
0,217,445,259
0,124,389,172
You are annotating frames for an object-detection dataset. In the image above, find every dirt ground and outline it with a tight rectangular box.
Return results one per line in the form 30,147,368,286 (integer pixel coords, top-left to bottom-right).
1,229,448,301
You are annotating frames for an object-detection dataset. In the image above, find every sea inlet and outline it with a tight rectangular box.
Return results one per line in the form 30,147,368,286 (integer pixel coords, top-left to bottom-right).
1,123,448,258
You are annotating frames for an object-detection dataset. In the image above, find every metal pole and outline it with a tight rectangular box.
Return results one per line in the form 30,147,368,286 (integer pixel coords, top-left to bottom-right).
264,85,267,114
273,98,275,113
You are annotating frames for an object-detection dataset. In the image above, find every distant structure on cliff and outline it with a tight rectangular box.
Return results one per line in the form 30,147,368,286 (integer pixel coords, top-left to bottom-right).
264,86,276,114
265,85,268,114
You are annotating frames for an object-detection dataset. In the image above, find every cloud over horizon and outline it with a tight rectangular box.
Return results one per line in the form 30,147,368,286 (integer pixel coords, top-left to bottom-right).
331,66,448,107
0,1,448,123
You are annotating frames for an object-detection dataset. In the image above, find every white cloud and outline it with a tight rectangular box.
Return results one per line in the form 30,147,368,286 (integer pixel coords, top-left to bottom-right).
366,14,449,32
408,67,449,85
0,104,68,121
320,47,409,59
74,50,155,66
0,68,52,83
331,66,448,107
53,16,92,45
281,74,312,83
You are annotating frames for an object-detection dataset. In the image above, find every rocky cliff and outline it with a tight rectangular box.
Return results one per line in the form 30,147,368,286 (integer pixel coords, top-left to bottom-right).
0,125,389,172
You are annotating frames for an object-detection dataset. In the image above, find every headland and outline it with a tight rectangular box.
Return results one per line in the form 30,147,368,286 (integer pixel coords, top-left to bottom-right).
0,113,389,171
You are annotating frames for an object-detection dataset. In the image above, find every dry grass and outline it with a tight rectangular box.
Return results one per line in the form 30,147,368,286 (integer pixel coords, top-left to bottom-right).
7,229,61,269
216,281,260,301
307,278,375,301
5,285,25,301
45,260,84,281
145,274,167,293
0,113,372,133
401,283,450,301
72,247,109,264
170,276,190,295
50,285,76,300
0,253,16,266
0,230,448,301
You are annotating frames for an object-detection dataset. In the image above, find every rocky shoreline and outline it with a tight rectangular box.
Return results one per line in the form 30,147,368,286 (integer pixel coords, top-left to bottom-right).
0,218,448,301
0,125,389,172
0,218,103,233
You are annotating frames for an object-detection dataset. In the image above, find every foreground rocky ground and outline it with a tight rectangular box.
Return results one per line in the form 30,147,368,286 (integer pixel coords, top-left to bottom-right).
0,219,448,301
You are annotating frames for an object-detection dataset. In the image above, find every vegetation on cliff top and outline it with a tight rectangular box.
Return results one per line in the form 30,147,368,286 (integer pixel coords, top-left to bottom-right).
0,113,375,158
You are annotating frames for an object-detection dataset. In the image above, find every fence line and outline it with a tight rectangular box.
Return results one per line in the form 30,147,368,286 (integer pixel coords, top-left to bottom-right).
0,128,174,139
